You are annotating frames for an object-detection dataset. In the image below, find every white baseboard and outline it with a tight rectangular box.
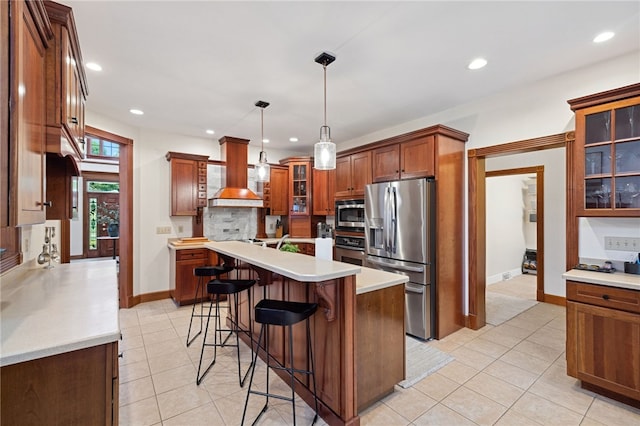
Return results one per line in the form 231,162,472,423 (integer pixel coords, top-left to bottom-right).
487,268,523,285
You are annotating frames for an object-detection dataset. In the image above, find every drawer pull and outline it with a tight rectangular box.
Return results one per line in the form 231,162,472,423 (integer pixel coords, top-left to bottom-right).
602,294,610,300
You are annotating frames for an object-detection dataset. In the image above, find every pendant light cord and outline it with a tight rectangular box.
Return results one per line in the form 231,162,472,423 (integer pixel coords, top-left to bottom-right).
323,64,327,127
260,107,264,152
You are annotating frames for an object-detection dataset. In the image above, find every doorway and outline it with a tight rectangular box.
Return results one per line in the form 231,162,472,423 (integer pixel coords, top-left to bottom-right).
485,167,543,325
85,178,120,258
467,132,571,330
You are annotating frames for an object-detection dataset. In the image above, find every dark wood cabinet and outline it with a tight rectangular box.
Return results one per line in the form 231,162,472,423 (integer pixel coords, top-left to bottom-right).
372,135,434,182
7,0,49,227
566,280,640,404
43,1,87,167
335,151,371,198
269,167,288,216
169,248,218,306
166,152,209,216
312,168,335,215
1,342,119,425
568,84,640,216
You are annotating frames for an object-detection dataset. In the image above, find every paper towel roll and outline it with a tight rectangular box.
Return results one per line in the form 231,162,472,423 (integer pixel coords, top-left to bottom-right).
315,237,333,260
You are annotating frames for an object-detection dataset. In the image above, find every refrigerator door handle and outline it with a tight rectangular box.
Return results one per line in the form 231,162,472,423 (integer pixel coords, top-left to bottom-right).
390,186,397,253
366,257,425,273
383,186,390,252
405,284,424,294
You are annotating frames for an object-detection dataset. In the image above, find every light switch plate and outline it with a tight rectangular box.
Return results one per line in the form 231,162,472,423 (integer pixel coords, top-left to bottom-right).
604,236,640,252
156,226,172,234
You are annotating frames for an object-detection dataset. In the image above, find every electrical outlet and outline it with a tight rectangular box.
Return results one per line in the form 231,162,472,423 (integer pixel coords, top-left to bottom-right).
24,237,30,253
269,223,275,230
502,272,511,281
177,225,184,233
604,236,640,252
156,226,172,234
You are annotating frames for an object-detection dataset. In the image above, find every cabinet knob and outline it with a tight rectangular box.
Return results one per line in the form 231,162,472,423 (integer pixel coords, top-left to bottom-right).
401,169,405,172
602,294,610,300
70,116,78,124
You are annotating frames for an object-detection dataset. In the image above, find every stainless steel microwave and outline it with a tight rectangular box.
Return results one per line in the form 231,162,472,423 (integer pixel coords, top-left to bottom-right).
335,199,365,232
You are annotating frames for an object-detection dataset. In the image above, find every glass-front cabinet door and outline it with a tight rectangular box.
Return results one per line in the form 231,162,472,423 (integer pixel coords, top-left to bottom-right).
290,161,309,215
576,95,640,216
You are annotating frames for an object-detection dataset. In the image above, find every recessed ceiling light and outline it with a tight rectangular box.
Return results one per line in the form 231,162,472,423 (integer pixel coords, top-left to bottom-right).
86,62,102,71
289,137,298,142
129,109,144,115
468,58,487,70
262,138,269,144
206,129,215,135
593,31,614,43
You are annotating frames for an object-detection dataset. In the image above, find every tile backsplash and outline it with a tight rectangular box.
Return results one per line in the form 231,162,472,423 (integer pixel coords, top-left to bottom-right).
204,164,258,241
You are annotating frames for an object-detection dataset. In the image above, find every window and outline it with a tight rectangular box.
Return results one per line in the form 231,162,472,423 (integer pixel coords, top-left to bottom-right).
87,135,120,159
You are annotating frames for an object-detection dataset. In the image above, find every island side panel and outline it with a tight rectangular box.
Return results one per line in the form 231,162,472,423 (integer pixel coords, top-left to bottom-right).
356,283,405,411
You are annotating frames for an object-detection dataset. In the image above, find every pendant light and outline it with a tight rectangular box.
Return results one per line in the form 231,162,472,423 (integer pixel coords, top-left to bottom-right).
255,100,270,182
314,52,337,170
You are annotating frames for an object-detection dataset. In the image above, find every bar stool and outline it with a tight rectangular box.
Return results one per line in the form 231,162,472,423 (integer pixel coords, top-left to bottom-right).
186,264,234,347
241,299,319,426
196,277,257,386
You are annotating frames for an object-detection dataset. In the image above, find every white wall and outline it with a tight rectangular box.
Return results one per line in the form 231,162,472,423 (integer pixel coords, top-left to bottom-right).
486,174,535,284
578,217,640,269
84,51,639,303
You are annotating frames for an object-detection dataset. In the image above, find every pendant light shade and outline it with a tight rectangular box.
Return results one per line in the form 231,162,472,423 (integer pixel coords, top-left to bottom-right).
255,100,270,182
314,52,337,170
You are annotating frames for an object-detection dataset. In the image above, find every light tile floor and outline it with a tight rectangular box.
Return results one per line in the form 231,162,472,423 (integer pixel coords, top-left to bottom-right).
118,277,640,425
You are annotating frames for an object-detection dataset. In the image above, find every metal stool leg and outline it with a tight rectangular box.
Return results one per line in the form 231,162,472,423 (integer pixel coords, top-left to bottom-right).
186,275,206,347
196,297,216,385
241,323,266,426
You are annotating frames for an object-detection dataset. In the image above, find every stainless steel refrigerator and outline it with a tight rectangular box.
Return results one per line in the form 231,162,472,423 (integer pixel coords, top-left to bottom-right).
364,178,435,340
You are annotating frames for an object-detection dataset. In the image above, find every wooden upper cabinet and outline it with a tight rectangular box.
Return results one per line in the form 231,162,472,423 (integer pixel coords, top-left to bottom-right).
372,136,434,183
282,159,311,216
313,168,335,215
568,84,640,217
43,1,87,169
10,0,50,226
166,152,209,216
335,151,371,198
270,167,288,216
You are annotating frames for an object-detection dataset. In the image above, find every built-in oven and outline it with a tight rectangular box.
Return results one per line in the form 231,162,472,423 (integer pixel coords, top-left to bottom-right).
334,235,366,266
335,199,365,232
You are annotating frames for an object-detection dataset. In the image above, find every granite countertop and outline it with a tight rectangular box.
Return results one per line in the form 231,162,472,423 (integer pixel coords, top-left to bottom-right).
562,268,640,291
0,261,120,367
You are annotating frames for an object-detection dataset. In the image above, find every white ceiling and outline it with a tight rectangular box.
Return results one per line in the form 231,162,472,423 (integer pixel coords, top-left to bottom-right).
66,1,640,153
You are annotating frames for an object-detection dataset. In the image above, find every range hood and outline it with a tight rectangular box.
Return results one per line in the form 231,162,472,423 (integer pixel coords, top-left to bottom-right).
209,136,264,208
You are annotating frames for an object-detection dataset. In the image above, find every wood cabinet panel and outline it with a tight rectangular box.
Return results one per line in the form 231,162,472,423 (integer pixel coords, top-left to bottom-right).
170,249,217,306
270,167,288,216
166,152,209,216
313,168,335,215
372,137,435,182
44,1,87,165
401,135,434,179
1,342,118,425
372,145,399,183
567,280,640,405
336,151,371,198
12,0,48,226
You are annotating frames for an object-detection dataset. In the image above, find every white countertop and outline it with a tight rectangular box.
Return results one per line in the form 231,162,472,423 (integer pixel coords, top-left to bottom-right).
205,241,359,282
0,261,120,367
355,266,408,295
168,237,325,250
562,269,640,291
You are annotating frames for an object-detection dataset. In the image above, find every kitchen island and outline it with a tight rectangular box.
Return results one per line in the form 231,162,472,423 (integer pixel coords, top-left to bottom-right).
1,261,120,425
204,240,408,426
563,269,640,408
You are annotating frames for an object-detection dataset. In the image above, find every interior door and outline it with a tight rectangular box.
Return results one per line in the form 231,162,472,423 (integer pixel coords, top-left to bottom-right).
87,190,119,258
